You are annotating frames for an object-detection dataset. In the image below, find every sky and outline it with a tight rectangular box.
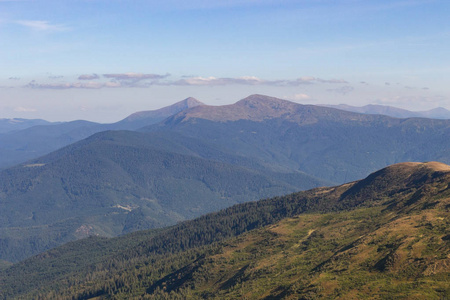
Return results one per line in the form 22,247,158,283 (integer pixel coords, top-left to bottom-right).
1,0,449,122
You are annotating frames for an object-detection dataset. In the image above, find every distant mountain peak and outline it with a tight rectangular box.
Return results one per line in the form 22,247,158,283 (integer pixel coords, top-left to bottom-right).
168,94,374,125
428,107,450,114
170,95,309,123
236,94,299,110
322,103,450,119
117,97,204,126
182,97,204,107
238,94,290,104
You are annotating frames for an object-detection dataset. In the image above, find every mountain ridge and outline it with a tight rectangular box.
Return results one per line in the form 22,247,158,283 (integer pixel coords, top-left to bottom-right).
145,95,450,183
167,94,368,124
0,118,57,134
0,97,204,169
110,97,204,129
2,95,449,170
161,94,442,127
323,103,450,119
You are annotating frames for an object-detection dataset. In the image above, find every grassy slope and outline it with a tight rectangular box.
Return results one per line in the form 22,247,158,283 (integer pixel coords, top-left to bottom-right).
169,207,450,299
1,162,449,299
115,162,450,299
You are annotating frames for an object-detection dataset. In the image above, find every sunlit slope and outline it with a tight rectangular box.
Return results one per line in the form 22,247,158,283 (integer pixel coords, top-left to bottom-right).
2,162,449,299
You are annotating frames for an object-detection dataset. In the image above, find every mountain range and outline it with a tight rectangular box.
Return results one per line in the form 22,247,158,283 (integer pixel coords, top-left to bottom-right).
1,161,449,299
2,97,449,171
1,94,450,263
0,118,57,134
0,97,203,169
146,94,450,183
323,103,450,119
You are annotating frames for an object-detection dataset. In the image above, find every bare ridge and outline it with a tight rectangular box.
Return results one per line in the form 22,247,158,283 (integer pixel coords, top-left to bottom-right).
121,97,204,122
167,94,397,125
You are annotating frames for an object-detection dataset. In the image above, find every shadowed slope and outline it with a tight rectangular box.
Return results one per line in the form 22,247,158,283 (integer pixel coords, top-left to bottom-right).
0,130,327,263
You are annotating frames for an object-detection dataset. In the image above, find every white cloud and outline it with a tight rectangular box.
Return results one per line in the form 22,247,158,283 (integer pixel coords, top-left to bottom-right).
104,81,121,88
103,73,169,80
23,73,350,89
286,94,311,101
102,73,170,87
316,78,348,84
14,106,37,112
171,76,347,86
78,74,100,80
26,80,121,89
172,76,270,86
326,86,354,95
15,20,69,32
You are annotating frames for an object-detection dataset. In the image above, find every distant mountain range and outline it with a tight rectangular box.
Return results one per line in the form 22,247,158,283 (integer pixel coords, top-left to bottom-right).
1,98,449,170
2,161,449,299
1,94,450,263
146,94,450,183
322,103,450,119
0,97,203,169
0,118,56,134
1,97,449,171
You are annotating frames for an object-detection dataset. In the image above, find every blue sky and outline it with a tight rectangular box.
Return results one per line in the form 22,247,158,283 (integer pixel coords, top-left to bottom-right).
1,0,449,122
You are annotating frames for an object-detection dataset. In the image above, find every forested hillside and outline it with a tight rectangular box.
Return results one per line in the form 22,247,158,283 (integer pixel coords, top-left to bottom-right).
2,162,449,299
0,130,326,263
